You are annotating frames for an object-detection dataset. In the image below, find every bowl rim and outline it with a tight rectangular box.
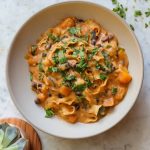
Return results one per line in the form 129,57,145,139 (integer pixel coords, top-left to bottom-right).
6,1,144,139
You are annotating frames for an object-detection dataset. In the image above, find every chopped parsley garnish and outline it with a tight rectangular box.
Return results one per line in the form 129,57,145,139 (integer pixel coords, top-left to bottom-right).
79,49,85,58
113,3,127,19
88,47,99,60
95,63,106,71
30,72,33,81
82,33,89,42
52,49,67,64
58,50,67,64
68,27,80,35
72,84,86,92
48,67,59,72
38,61,44,72
63,75,76,88
75,59,88,72
38,72,44,81
52,56,59,64
106,45,112,49
129,24,135,31
73,49,80,57
71,37,79,43
73,48,84,58
112,0,118,5
77,95,85,102
145,23,149,28
101,51,109,59
134,10,142,17
111,87,118,95
45,109,55,118
59,57,67,64
145,8,150,17
92,47,99,55
48,33,60,43
85,78,93,87
80,74,93,88
101,51,114,73
64,75,76,81
118,47,125,52
99,73,107,81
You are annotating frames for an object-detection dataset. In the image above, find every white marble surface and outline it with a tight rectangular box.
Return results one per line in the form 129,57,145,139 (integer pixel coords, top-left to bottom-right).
0,0,150,149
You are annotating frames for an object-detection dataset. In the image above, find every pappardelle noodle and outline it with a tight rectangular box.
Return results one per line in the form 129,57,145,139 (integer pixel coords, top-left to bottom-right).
25,17,132,123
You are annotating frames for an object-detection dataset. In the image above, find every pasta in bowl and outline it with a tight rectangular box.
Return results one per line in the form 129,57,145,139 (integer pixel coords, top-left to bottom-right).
25,17,132,124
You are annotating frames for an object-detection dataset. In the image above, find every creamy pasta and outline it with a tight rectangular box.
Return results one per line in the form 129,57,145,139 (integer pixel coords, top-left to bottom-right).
25,17,132,123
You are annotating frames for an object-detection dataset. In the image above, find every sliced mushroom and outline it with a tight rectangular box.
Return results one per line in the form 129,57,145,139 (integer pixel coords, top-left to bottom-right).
91,30,98,45
77,18,84,23
74,103,80,110
58,93,64,98
108,33,114,41
42,52,47,57
34,98,40,104
45,43,51,50
31,82,37,90
48,76,56,87
101,35,109,42
68,60,77,67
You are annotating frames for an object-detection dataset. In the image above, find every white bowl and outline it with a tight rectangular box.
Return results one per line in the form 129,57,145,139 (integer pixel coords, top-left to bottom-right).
6,1,143,139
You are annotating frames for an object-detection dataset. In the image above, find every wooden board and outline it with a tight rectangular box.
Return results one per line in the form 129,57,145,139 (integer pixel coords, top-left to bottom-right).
0,118,42,150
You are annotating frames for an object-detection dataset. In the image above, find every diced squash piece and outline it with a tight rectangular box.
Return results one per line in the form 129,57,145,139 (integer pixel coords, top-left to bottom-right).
118,70,132,84
59,86,71,96
118,48,125,59
43,58,52,66
103,98,114,107
67,114,77,123
37,93,46,102
59,18,75,29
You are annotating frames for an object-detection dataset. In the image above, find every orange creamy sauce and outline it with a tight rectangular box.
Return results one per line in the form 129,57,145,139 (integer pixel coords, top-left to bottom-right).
25,17,132,123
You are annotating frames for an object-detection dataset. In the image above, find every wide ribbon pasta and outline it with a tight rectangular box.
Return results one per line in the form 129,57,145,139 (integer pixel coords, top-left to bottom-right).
25,17,132,123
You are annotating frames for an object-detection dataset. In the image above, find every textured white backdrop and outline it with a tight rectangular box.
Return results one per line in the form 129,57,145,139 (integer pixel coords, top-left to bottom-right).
0,0,150,149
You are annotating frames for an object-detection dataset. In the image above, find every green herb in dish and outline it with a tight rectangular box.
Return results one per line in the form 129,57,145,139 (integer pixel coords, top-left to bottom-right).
106,45,112,49
58,50,67,64
38,61,44,72
85,78,93,87
68,27,80,35
45,109,55,118
87,47,99,60
76,94,85,102
64,75,76,81
111,87,118,95
48,33,60,43
48,67,59,72
72,84,86,92
99,73,107,81
38,72,44,81
30,72,33,81
95,63,106,71
75,59,87,72
52,56,59,64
